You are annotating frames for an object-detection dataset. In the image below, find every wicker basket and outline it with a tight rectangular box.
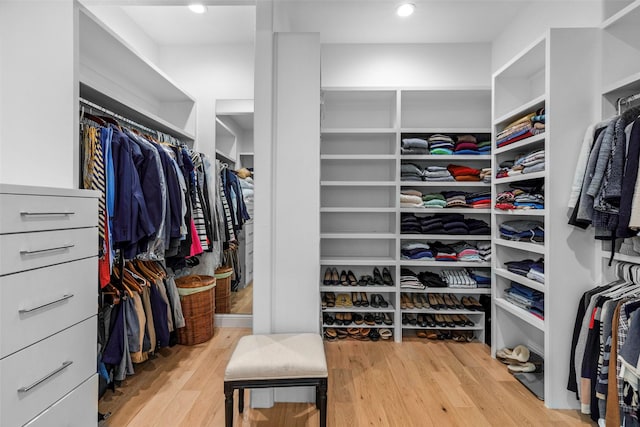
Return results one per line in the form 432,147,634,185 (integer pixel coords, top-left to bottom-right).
175,275,216,345
214,267,233,313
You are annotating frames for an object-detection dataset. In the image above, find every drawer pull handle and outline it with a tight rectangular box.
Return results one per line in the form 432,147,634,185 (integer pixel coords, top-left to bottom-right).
20,244,74,255
20,211,75,216
18,361,73,393
19,294,74,314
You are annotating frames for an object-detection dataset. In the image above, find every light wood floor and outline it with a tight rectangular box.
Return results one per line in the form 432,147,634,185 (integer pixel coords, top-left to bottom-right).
230,282,253,314
98,328,593,427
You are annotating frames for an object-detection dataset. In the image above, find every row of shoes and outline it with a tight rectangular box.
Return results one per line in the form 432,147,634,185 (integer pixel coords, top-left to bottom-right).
322,292,390,308
324,327,393,342
402,313,475,327
324,312,393,326
414,330,475,342
400,293,484,311
323,267,394,287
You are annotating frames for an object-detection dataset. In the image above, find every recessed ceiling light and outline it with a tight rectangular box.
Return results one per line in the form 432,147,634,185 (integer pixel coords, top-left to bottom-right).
188,4,207,14
396,3,415,17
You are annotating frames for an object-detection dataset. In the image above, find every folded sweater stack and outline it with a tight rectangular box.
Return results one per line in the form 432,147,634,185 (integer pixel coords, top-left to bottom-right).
400,189,425,208
447,164,481,182
495,180,545,211
504,258,545,284
400,213,491,235
428,134,454,155
401,138,429,155
440,269,477,287
400,242,434,260
465,191,491,209
496,108,546,148
454,134,491,155
504,282,544,319
499,220,544,243
495,149,545,178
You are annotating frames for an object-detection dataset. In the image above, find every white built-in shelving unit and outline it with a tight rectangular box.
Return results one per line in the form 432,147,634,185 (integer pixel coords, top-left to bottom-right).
320,87,492,343
491,29,599,409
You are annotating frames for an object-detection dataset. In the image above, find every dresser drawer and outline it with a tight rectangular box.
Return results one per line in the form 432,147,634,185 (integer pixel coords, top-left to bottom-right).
24,374,98,427
0,194,97,234
0,227,97,276
0,257,97,358
0,317,96,427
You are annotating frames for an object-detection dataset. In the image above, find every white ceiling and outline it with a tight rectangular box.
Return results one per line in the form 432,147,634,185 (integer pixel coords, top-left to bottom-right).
120,5,256,45
115,1,537,46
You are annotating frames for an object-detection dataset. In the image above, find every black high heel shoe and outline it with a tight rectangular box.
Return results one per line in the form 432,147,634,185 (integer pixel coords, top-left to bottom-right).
323,268,333,286
373,267,384,285
382,267,394,286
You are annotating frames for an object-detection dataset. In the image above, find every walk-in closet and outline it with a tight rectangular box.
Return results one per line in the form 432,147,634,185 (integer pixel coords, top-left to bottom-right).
1,0,640,426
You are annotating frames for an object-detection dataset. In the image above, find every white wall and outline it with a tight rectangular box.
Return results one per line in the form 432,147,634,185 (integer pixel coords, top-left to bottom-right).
0,0,78,188
491,0,602,73
158,44,254,155
322,43,492,88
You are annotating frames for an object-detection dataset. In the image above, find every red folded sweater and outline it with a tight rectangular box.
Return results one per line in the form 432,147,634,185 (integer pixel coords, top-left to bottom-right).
447,164,480,177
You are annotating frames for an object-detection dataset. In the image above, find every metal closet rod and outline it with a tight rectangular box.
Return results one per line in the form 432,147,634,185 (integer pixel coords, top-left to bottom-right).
79,97,159,135
618,92,640,114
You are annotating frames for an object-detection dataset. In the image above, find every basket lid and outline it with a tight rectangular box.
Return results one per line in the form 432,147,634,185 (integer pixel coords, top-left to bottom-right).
214,267,234,279
175,275,216,289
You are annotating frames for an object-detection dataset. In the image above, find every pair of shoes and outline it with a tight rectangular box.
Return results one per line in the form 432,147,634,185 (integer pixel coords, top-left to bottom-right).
379,328,392,340
323,313,334,325
369,329,381,341
324,292,336,308
335,293,352,307
370,294,388,308
358,275,373,286
324,328,338,341
364,314,376,326
496,345,530,364
323,268,340,285
400,293,414,309
340,270,358,286
461,296,483,311
449,293,464,309
383,313,393,325
451,331,474,342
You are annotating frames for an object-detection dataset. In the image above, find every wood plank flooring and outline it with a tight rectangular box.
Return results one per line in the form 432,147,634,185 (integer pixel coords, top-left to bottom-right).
98,328,593,426
230,282,253,314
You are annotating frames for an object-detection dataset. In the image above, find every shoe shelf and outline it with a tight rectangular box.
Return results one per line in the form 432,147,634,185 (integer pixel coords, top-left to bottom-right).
321,207,397,213
401,182,490,187
401,288,491,294
493,133,545,156
320,285,395,292
321,181,396,187
402,208,491,214
400,234,490,241
494,171,546,185
493,209,545,216
322,323,393,329
494,239,545,255
494,298,544,331
402,325,483,331
401,308,482,315
494,268,544,293
400,260,491,267
323,305,396,313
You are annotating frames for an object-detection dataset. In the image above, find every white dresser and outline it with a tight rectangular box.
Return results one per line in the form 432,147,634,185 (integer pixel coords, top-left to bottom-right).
0,184,99,427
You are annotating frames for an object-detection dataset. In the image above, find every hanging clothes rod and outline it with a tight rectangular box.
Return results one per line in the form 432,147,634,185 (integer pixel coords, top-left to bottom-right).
79,97,158,135
617,92,640,115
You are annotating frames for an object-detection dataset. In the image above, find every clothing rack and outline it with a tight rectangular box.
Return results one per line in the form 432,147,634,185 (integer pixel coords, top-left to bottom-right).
617,92,640,115
79,97,159,135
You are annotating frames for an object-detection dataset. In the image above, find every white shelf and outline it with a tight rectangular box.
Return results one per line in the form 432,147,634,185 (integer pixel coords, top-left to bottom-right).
215,149,236,165
321,233,396,239
402,308,482,315
494,239,545,254
401,288,491,294
321,181,396,187
494,171,546,184
399,260,491,267
401,128,491,134
320,285,394,292
494,298,544,331
493,94,546,127
401,208,491,214
321,128,396,134
239,152,254,156
494,268,545,293
401,155,491,161
494,133,546,155
321,257,396,266
401,181,490,187
400,234,490,241
321,154,396,160
603,252,640,264
321,207,396,213
493,209,545,216
602,71,640,96
323,324,393,329
601,0,640,29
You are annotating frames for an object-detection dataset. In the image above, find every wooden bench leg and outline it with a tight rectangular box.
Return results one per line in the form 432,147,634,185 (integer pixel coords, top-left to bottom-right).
224,382,234,427
238,387,245,413
318,378,328,427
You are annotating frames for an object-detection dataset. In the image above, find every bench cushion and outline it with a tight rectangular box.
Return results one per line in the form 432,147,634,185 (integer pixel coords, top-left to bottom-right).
224,333,328,381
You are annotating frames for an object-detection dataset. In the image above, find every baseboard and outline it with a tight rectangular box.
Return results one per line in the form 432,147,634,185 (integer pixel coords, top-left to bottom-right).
215,314,252,328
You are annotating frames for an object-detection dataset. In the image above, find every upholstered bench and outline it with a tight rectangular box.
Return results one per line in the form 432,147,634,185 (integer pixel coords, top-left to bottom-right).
224,333,328,427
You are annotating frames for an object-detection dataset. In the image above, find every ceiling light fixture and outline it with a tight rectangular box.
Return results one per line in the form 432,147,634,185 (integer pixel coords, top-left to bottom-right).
188,4,208,14
396,3,415,17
